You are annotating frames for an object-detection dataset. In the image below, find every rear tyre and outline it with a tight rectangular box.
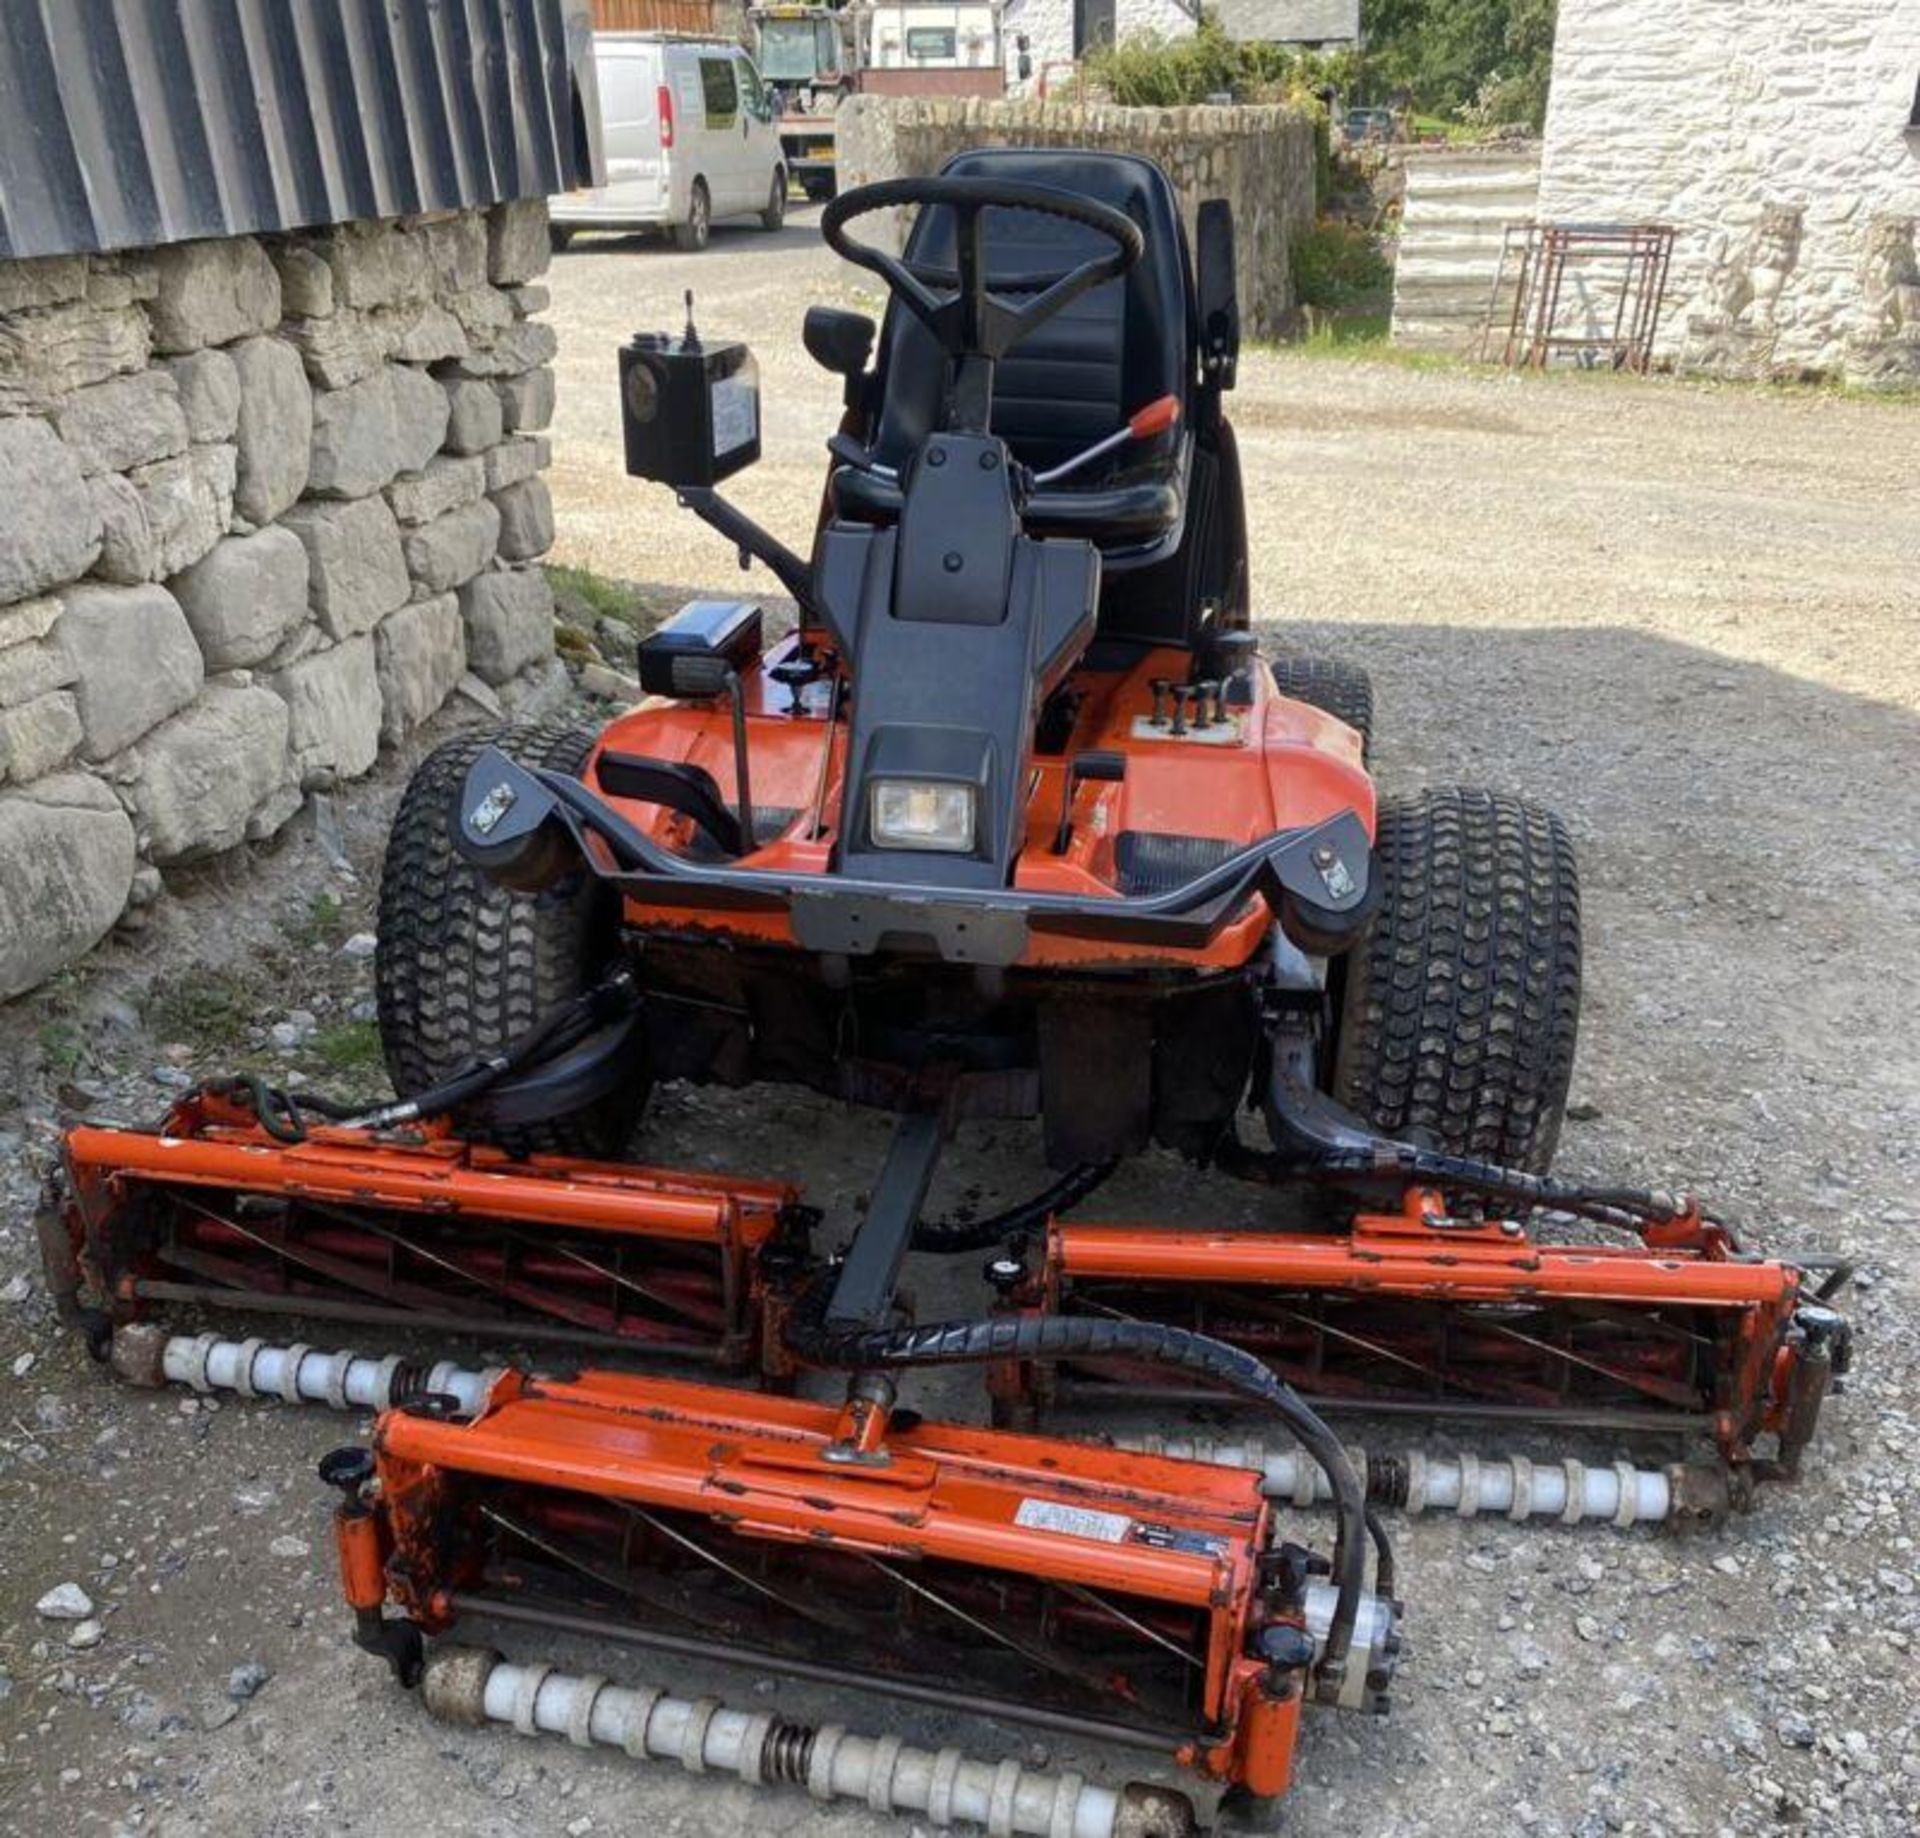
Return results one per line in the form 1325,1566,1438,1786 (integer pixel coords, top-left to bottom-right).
376,723,647,1158
1331,786,1580,1173
761,169,787,231
1268,654,1373,762
673,179,712,252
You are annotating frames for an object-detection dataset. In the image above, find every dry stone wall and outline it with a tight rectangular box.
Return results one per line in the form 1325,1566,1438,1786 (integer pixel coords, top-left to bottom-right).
836,96,1319,338
0,202,563,1001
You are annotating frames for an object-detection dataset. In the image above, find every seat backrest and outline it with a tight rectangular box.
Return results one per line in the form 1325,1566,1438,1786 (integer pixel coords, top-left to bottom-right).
868,148,1195,477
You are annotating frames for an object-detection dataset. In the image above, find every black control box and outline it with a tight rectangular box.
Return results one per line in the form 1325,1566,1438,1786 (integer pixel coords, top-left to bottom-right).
637,599,764,698
619,331,761,488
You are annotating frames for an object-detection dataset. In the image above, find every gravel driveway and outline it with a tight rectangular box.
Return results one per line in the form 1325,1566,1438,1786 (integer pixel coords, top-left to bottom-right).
2,214,1916,1838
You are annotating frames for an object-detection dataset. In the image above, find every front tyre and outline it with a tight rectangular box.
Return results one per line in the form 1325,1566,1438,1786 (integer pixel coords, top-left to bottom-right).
673,178,712,252
761,169,787,231
1331,786,1581,1173
376,723,647,1157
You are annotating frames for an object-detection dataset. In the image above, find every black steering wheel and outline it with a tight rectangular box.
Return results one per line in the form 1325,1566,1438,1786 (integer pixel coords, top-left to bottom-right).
822,176,1144,365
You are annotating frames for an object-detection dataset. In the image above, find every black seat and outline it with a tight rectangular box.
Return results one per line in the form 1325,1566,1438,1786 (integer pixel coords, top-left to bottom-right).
835,148,1196,571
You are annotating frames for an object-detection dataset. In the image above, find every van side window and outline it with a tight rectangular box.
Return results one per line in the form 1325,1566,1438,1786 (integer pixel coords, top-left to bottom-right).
699,55,739,127
737,58,767,120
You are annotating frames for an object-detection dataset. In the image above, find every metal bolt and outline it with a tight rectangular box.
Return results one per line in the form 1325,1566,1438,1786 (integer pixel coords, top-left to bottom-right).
942,552,963,573
1312,844,1336,868
927,446,947,468
977,449,998,469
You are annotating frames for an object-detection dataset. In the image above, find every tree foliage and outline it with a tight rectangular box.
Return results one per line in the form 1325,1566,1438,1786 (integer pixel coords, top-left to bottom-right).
1363,0,1558,127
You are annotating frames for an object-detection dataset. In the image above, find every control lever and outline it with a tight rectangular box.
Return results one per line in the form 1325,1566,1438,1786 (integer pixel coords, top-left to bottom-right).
1031,394,1181,488
1051,750,1127,854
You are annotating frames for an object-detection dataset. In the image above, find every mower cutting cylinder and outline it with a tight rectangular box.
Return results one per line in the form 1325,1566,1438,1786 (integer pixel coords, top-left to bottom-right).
111,1325,501,1419
421,1646,1155,1838
1120,1435,1679,1528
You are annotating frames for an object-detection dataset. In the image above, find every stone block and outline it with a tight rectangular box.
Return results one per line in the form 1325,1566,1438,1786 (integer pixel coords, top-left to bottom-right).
460,567,554,685
272,243,336,318
488,200,552,286
483,436,543,494
0,419,102,605
149,237,282,353
282,495,410,640
403,497,501,597
308,369,401,500
231,336,313,525
507,284,552,316
121,684,293,862
0,595,63,649
0,773,136,1000
51,371,190,476
0,637,77,707
448,320,558,379
388,302,468,365
270,635,382,786
389,362,452,475
88,474,156,584
163,348,242,441
283,310,390,390
386,454,486,525
441,376,505,454
375,591,466,743
130,445,233,578
324,220,431,312
0,255,88,313
169,527,311,668
497,364,556,434
491,478,554,563
420,214,489,295
0,300,150,413
447,286,515,347
0,690,83,785
54,582,205,760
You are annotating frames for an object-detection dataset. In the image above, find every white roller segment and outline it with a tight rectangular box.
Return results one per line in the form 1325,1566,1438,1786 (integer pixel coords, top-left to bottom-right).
158,1333,499,1418
1123,1433,1672,1527
457,1656,1123,1838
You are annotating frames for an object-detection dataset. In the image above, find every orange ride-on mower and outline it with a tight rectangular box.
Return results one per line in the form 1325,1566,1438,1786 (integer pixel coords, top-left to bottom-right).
40,154,1846,1829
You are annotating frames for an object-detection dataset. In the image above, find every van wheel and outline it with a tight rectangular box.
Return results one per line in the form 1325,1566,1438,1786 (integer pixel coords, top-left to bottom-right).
761,170,787,231
674,179,711,252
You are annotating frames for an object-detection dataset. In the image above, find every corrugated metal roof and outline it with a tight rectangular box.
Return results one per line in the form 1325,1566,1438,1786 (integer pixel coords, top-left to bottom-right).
0,0,601,262
1210,0,1361,46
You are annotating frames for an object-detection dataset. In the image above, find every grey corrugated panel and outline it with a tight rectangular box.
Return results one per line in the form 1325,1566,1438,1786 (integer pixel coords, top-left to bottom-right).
0,0,598,261
1210,0,1360,46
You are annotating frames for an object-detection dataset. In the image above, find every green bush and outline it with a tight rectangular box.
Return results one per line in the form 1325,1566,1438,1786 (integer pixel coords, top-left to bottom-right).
1086,19,1353,109
1291,221,1393,313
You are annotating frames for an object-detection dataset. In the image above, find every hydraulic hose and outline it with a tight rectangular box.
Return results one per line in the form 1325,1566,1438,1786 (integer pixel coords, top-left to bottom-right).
912,1160,1117,1254
786,1297,1379,1703
193,971,641,1142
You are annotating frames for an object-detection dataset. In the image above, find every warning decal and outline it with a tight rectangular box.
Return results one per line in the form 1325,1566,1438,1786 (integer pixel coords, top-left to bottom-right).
1014,1498,1132,1544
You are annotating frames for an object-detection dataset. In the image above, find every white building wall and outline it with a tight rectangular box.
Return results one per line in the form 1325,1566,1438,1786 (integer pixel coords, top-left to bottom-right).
1538,0,1920,378
1003,0,1198,94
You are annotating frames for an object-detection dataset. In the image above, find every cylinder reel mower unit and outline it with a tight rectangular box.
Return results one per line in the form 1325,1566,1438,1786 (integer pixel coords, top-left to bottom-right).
321,1367,1399,1837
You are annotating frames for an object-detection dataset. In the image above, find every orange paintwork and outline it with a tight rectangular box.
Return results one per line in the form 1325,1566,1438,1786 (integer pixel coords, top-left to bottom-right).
1045,1188,1817,1460
61,1099,794,1250
595,635,1373,970
362,1365,1308,1792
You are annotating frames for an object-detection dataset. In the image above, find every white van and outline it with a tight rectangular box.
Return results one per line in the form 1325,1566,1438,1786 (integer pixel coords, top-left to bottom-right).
552,35,787,252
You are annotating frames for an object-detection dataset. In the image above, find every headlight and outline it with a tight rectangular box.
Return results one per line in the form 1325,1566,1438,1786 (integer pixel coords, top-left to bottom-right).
869,779,976,853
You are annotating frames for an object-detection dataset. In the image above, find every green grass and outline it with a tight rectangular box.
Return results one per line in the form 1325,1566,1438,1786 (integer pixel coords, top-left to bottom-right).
285,892,347,950
548,563,644,627
36,1019,86,1080
306,1020,385,1078
148,970,266,1050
